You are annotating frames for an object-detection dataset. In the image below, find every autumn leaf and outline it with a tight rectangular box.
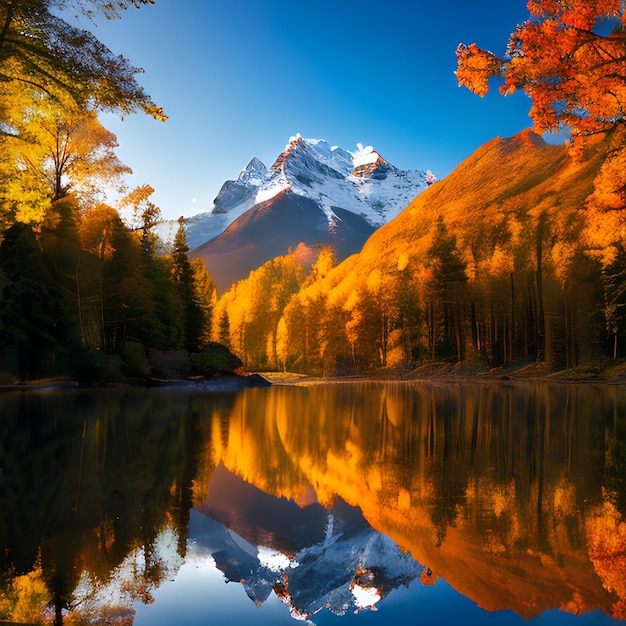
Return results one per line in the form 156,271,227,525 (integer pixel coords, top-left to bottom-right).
455,43,502,97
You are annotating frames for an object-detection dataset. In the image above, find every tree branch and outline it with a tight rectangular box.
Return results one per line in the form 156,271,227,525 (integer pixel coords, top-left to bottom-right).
0,2,15,52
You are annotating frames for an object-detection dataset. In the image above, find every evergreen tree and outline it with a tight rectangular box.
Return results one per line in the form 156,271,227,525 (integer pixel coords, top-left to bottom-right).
218,310,230,348
0,222,61,378
171,218,204,351
191,257,216,344
602,245,626,359
424,215,467,361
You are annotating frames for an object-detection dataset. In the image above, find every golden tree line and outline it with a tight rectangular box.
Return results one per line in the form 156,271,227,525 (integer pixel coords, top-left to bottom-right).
208,131,614,376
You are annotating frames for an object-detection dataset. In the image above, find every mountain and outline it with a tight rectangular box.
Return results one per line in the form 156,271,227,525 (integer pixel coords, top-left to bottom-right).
186,135,432,249
190,463,423,619
191,189,376,293
187,135,433,292
327,128,604,282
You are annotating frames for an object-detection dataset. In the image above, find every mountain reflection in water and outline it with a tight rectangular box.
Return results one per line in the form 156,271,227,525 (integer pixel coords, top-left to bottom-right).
0,382,624,625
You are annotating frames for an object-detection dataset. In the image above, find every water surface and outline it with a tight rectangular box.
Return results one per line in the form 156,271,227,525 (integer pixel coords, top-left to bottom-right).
0,381,624,625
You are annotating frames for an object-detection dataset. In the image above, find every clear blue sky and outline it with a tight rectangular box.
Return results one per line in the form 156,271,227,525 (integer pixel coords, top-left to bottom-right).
76,0,535,220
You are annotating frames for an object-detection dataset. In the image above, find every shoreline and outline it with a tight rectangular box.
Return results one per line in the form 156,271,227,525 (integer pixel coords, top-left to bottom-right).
259,359,626,387
2,360,626,392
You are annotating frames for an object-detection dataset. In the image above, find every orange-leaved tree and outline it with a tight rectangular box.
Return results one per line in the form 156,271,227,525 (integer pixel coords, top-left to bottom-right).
456,0,625,144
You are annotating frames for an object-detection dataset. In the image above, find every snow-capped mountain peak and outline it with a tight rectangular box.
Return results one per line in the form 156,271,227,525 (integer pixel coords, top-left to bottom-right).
238,156,267,186
352,142,380,167
185,135,433,249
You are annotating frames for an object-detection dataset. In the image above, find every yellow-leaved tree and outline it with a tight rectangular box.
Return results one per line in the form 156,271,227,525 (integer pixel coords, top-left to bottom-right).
0,0,165,227
0,0,165,121
1,96,131,222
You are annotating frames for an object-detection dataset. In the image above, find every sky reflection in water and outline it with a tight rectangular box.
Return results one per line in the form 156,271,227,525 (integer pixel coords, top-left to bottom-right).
132,543,618,626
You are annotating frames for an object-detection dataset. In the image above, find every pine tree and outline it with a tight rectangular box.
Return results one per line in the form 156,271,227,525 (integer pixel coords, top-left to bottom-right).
0,222,61,378
171,218,204,351
424,215,467,361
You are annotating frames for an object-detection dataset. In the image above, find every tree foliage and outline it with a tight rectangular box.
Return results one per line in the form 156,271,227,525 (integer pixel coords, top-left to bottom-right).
171,218,205,351
0,0,165,121
4,99,131,211
0,199,221,381
456,0,625,143
212,250,307,371
0,0,163,228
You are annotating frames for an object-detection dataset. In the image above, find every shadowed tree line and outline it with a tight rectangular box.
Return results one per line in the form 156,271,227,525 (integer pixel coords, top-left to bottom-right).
0,198,228,382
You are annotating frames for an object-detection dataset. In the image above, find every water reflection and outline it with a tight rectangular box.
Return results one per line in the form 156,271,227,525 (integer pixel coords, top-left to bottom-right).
0,382,624,624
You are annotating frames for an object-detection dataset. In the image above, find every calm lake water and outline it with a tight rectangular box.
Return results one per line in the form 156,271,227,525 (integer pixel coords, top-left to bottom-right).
0,381,625,626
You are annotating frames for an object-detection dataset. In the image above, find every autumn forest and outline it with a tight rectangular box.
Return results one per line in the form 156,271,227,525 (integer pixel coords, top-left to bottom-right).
1,0,625,383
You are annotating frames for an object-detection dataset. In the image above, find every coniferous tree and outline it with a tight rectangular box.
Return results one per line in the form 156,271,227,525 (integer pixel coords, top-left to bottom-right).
217,310,231,348
602,245,626,359
191,258,216,344
171,218,204,351
0,222,61,378
424,215,467,362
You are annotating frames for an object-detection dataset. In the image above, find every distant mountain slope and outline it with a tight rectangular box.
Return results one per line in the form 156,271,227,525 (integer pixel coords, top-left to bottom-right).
185,135,432,250
264,127,616,372
329,129,604,281
190,189,375,293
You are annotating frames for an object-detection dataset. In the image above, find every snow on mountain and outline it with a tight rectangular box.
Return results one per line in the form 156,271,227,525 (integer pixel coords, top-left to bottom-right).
185,134,434,249
190,463,424,618
190,190,376,294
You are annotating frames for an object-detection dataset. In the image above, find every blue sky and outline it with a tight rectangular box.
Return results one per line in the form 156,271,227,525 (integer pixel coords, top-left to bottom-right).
77,0,535,220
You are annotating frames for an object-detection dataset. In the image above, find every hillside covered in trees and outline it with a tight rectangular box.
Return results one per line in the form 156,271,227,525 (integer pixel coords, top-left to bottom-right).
210,126,625,376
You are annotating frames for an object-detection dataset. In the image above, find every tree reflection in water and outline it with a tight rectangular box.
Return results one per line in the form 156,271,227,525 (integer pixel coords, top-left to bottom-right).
0,382,624,624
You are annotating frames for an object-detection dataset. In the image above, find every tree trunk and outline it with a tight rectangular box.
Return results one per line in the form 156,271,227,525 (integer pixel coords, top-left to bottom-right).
99,255,106,352
536,216,546,362
510,272,516,362
76,263,85,345
0,5,15,50
455,302,462,362
430,301,436,361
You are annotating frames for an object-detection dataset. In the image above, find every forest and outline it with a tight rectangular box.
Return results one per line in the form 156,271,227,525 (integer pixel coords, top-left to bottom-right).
0,0,625,382
0,0,233,383
213,126,625,376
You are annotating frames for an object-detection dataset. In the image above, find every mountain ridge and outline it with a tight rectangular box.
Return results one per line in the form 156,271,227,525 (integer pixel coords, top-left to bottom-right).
184,135,433,250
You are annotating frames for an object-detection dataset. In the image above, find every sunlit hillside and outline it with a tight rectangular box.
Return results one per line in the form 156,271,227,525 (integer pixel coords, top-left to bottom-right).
214,126,624,375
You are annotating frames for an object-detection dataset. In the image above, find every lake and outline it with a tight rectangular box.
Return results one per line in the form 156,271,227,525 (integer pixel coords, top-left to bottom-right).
0,381,625,625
